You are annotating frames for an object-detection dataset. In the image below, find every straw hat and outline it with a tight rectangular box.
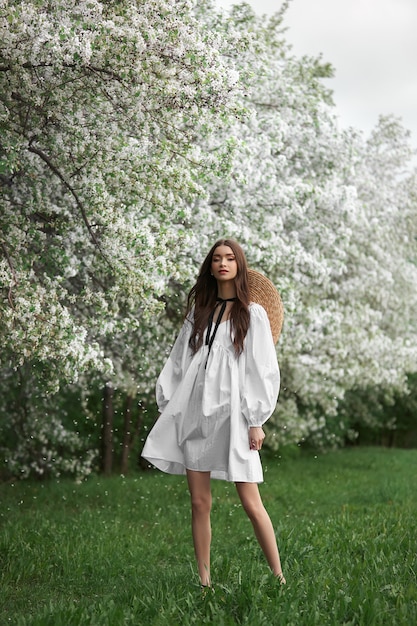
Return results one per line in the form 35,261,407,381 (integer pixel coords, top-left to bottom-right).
248,269,284,344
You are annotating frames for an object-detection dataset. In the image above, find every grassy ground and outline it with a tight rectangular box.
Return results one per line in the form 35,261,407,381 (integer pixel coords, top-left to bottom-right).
0,447,416,625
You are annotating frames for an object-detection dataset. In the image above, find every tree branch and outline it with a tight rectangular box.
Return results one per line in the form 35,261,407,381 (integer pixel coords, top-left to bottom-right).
27,144,112,267
1,241,18,308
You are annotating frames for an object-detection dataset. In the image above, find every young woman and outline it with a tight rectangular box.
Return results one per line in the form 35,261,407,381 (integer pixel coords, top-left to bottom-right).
141,238,285,587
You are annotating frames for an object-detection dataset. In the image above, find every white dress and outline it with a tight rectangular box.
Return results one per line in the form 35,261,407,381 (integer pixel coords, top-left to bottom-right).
141,303,280,483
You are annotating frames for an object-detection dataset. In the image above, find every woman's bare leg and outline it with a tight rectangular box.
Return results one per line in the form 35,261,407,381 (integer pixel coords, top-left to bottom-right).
235,482,285,582
186,470,212,586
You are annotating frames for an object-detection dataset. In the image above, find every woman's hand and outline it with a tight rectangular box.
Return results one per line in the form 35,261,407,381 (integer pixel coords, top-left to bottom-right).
249,426,265,451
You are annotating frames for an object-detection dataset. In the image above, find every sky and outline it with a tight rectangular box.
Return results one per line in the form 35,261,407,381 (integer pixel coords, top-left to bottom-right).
216,0,417,155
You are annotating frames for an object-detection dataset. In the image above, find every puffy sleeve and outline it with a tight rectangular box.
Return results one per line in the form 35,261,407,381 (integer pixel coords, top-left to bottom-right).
240,303,280,427
155,313,194,412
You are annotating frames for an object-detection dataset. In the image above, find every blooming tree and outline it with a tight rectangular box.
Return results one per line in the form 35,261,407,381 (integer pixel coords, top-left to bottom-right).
0,0,244,477
181,4,417,448
0,0,242,376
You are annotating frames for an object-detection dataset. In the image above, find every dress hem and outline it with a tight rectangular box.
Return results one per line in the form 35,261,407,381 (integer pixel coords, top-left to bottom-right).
142,455,264,484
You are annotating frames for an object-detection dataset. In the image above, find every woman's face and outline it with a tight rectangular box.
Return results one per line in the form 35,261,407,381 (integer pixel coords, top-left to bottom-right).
211,245,238,282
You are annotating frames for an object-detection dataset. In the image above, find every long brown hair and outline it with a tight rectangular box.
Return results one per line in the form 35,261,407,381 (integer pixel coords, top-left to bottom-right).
186,238,250,355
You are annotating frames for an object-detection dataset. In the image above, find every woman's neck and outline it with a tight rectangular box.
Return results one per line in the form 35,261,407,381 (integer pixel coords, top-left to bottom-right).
217,282,237,300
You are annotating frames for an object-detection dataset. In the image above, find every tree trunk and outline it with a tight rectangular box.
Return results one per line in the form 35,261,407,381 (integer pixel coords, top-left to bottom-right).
138,404,151,470
120,394,133,475
101,382,114,475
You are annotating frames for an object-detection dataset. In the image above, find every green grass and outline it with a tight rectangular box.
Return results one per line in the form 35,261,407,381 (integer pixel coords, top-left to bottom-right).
0,447,416,625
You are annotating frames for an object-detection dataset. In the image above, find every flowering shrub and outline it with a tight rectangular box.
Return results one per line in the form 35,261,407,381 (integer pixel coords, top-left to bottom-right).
3,414,98,481
0,364,98,480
